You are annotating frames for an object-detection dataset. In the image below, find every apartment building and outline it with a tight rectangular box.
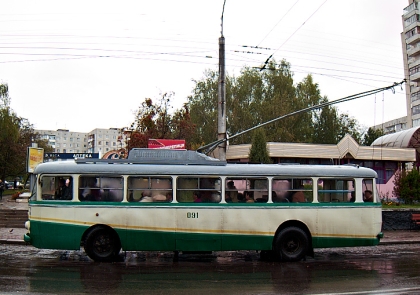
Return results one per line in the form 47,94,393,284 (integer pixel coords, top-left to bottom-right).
37,128,129,157
37,129,88,153
87,128,127,155
402,0,420,128
372,117,407,135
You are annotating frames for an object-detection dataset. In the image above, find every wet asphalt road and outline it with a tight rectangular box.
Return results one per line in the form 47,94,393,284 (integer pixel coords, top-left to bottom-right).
1,243,420,295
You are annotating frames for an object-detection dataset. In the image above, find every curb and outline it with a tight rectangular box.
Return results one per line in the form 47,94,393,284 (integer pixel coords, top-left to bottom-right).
0,239,26,245
380,240,420,245
0,239,419,246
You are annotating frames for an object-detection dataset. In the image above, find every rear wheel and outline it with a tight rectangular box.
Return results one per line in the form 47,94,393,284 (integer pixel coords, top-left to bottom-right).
84,226,121,262
274,227,309,262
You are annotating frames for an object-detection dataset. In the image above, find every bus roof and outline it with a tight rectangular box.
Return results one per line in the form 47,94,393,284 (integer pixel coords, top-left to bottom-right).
34,149,377,178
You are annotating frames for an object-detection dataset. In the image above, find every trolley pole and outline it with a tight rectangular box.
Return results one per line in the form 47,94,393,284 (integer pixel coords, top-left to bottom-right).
217,1,227,161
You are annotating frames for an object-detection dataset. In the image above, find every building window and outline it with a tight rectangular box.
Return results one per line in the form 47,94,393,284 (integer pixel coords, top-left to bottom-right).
412,91,420,103
413,118,420,127
412,105,420,115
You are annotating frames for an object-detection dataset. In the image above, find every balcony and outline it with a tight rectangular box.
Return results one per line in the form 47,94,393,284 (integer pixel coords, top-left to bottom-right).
407,32,420,45
411,85,420,94
408,43,420,57
404,2,417,16
409,56,420,68
410,71,420,82
405,19,420,32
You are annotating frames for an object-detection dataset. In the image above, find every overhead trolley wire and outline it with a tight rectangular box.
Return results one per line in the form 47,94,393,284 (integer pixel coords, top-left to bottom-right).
197,79,406,155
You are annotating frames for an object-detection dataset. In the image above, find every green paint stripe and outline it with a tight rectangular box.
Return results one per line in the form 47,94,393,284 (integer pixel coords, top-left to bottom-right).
28,220,379,252
29,200,382,208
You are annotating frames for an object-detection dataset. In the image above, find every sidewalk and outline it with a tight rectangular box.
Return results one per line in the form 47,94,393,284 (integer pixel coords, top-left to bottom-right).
0,194,28,244
0,195,419,246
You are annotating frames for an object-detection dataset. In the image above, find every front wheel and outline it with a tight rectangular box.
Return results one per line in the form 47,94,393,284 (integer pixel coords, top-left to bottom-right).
84,226,121,262
274,227,309,262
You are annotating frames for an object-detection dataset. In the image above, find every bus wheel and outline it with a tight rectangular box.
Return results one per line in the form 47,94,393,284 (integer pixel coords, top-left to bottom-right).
84,226,121,262
274,227,308,262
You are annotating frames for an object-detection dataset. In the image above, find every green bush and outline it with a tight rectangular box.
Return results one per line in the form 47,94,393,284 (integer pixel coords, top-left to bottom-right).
393,169,420,204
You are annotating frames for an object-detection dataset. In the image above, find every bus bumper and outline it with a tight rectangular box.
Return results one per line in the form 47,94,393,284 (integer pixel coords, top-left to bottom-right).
23,233,31,243
24,220,31,243
377,232,384,239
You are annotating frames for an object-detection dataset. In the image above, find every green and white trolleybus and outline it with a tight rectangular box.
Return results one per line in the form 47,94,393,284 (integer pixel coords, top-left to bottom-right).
24,148,383,262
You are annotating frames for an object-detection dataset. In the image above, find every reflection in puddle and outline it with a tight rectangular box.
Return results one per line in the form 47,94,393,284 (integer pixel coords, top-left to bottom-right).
1,245,419,294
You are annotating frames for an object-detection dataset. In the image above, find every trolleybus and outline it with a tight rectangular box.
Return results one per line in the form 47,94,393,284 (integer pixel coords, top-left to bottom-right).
24,148,383,262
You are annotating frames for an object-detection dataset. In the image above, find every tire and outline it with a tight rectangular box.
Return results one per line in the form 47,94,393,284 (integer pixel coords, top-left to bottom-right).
84,226,121,262
274,226,309,262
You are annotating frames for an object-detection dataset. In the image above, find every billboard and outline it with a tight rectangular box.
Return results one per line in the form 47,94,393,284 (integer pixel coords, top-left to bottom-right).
27,147,44,173
148,139,185,150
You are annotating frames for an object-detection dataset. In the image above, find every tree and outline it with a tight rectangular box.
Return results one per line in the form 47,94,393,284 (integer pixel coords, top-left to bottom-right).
129,92,196,151
188,69,220,147
171,103,196,150
312,99,340,144
0,83,42,181
336,113,362,143
188,60,363,149
362,127,384,146
130,94,173,149
249,128,271,164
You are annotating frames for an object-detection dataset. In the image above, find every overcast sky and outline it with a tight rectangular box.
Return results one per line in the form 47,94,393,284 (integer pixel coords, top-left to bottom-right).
0,0,409,134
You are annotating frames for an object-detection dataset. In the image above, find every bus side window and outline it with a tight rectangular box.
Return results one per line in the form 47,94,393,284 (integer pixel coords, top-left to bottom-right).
272,178,312,203
176,177,221,203
41,176,73,201
362,178,374,203
79,177,101,201
128,176,173,203
318,178,354,203
227,177,268,203
41,176,55,200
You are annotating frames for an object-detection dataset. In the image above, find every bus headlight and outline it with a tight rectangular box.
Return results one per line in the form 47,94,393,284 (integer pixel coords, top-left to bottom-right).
25,221,30,231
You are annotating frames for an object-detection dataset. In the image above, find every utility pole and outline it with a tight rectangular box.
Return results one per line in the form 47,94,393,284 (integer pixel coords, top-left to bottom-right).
217,0,227,161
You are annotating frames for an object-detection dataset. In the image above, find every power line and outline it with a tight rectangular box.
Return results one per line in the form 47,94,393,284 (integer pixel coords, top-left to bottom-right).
257,0,300,46
260,0,328,71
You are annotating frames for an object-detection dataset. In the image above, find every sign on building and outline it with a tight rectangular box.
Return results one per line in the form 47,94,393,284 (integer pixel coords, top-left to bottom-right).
44,153,99,162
